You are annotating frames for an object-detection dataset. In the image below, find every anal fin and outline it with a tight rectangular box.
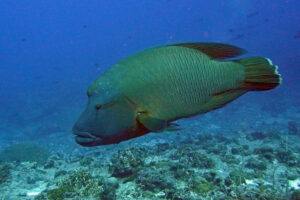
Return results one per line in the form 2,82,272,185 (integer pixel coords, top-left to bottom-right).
200,89,247,112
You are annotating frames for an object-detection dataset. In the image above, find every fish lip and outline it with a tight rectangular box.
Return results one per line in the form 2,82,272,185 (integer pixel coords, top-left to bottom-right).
75,135,105,147
72,130,97,139
73,130,105,146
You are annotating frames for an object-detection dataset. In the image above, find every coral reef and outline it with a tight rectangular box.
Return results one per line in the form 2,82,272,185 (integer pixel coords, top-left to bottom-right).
276,149,298,167
109,147,145,178
254,146,275,161
171,146,215,169
136,169,175,194
0,123,299,200
245,158,267,171
225,170,253,186
38,170,103,200
0,163,11,185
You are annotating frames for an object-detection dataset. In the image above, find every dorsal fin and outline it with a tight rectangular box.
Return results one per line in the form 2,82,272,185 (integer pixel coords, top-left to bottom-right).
168,42,247,59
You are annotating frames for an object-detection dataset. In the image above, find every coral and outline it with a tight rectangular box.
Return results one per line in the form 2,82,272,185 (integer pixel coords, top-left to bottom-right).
206,144,227,155
228,183,287,200
0,163,11,184
275,149,298,167
221,155,239,165
3,127,298,200
79,157,94,166
202,171,223,187
54,170,67,178
231,146,246,155
170,162,191,180
245,158,267,171
101,177,119,200
45,169,103,200
254,146,274,154
156,142,173,152
136,169,176,197
254,146,275,161
149,160,174,173
26,176,38,184
225,170,253,186
203,171,217,182
46,185,74,200
190,176,214,194
231,147,240,155
172,146,215,169
242,145,249,150
44,159,55,169
136,170,172,192
287,170,299,180
109,147,148,178
0,143,50,164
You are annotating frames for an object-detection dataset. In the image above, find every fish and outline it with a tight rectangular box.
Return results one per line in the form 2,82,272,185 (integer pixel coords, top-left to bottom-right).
72,42,281,147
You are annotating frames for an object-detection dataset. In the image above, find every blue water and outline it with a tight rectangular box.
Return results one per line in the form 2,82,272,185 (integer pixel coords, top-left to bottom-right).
1,1,299,124
0,0,299,199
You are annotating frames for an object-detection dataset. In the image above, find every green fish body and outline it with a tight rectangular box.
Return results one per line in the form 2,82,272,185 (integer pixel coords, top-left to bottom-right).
73,42,281,146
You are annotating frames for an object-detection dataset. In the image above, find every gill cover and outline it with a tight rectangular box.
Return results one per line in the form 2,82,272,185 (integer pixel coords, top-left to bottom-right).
73,94,137,146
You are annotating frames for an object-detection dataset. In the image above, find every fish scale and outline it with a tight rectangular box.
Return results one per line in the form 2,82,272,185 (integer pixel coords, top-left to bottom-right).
116,46,243,120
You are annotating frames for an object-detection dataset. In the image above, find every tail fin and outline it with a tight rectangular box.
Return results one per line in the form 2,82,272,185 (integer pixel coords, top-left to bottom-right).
234,57,282,91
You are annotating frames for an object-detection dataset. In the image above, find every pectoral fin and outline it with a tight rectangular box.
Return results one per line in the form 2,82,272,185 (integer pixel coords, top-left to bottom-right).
136,113,167,132
136,112,181,132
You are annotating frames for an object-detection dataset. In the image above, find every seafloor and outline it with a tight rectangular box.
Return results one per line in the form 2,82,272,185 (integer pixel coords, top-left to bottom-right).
0,97,300,200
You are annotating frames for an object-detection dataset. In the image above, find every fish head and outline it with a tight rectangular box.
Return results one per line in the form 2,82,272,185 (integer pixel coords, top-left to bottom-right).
72,88,138,147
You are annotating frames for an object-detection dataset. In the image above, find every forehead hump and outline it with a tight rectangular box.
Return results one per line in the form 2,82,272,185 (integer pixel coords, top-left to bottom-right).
87,78,121,104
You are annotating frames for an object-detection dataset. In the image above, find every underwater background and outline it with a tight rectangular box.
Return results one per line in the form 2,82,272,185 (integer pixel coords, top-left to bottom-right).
0,0,299,199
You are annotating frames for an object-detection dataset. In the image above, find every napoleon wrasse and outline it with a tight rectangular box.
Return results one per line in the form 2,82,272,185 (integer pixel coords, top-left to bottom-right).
73,42,281,147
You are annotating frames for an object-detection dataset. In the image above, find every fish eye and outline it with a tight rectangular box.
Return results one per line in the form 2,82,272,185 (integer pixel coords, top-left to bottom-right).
95,104,102,111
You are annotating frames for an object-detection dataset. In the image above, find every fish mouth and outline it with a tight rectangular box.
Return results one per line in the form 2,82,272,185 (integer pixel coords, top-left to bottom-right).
73,130,104,147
